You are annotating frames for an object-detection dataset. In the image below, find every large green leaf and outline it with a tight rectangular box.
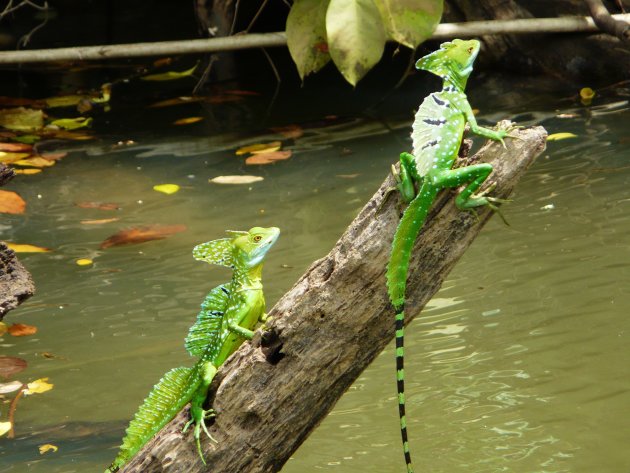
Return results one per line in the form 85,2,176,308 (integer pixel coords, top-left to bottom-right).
375,0,443,49
326,0,386,86
286,0,331,80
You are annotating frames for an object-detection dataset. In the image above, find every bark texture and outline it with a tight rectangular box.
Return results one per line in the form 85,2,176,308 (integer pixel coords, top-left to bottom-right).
0,164,35,320
121,123,547,473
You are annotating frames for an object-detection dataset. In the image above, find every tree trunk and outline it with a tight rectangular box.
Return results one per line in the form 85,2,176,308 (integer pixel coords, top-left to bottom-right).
121,123,548,473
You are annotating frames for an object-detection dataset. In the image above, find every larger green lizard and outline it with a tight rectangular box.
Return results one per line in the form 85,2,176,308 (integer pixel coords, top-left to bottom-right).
107,226,280,472
386,39,509,473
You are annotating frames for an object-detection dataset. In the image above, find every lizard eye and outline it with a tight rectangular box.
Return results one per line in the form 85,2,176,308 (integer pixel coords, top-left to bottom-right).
253,235,262,242
467,47,474,53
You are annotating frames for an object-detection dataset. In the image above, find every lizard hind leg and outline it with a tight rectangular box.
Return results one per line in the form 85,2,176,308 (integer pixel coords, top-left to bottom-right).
184,362,219,464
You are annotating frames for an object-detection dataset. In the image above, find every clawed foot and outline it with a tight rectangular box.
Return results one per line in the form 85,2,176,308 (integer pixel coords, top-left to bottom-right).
183,409,217,465
470,184,512,226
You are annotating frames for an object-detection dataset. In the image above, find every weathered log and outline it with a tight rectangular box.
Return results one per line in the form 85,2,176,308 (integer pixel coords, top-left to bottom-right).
0,164,35,320
121,123,547,473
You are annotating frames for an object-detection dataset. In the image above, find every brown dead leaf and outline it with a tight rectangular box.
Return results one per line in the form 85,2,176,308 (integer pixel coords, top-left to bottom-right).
7,323,37,337
173,117,203,126
100,224,187,249
149,96,204,108
245,150,292,165
75,201,120,211
0,142,32,152
0,190,26,214
14,157,55,168
80,217,119,225
0,356,27,379
270,124,304,139
40,152,67,161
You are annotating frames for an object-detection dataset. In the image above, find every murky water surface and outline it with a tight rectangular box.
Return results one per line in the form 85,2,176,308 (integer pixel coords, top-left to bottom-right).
1,73,629,473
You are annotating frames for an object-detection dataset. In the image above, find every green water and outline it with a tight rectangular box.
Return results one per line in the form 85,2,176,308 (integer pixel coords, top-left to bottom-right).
1,75,629,473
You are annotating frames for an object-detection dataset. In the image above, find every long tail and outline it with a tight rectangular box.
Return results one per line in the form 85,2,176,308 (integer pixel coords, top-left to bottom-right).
107,366,201,472
386,182,438,473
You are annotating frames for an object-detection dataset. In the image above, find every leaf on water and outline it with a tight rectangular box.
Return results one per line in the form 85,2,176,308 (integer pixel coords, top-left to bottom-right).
48,117,93,130
0,380,23,394
173,117,203,126
5,243,51,253
336,173,360,178
75,201,120,210
141,62,198,81
24,377,53,395
0,107,44,131
0,422,11,437
286,0,331,80
39,444,59,454
80,217,119,225
13,168,42,175
76,258,93,266
7,323,38,337
0,142,32,152
326,0,387,86
579,87,595,100
100,224,187,249
209,175,264,185
270,124,304,139
14,157,55,168
0,356,27,379
46,130,93,140
0,151,31,164
374,0,443,49
245,150,292,165
547,132,578,141
0,96,45,107
149,96,204,108
153,184,180,194
0,190,26,214
235,141,282,156
0,322,6,336
40,152,68,161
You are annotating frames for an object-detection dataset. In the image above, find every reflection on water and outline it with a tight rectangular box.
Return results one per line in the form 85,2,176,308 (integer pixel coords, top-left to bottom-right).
1,75,629,473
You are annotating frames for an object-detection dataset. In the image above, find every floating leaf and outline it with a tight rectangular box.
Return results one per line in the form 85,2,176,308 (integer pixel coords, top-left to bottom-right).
80,217,119,225
209,175,264,185
0,151,31,164
0,356,27,379
141,63,198,81
580,87,595,100
0,96,44,107
0,108,44,131
326,0,387,86
0,190,26,214
270,124,304,139
547,132,578,141
245,150,292,165
48,117,92,130
39,444,58,454
235,141,282,156
0,322,6,336
0,142,32,152
40,152,67,161
13,169,42,175
5,243,51,253
173,117,203,126
100,224,187,249
46,130,92,140
75,201,120,210
0,381,23,394
337,173,360,178
76,258,93,266
149,96,204,108
14,157,55,168
8,323,37,337
286,0,331,79
24,377,53,395
0,422,11,437
153,184,180,194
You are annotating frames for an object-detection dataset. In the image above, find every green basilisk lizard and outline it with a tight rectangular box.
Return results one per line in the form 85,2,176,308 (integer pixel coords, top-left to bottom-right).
107,226,280,472
386,39,510,473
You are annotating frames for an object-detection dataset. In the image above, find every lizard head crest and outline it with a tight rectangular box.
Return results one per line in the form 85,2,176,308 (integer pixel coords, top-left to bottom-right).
415,39,480,90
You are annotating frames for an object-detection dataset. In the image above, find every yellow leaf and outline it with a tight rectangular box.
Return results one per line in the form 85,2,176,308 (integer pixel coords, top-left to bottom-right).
547,132,578,141
0,107,44,131
13,168,42,175
0,151,31,164
235,141,282,156
76,258,93,266
5,243,51,253
209,175,264,185
38,444,58,454
0,422,11,437
173,117,203,126
579,87,595,100
14,157,55,168
24,377,53,395
48,117,93,130
153,184,180,194
141,63,198,81
0,322,6,336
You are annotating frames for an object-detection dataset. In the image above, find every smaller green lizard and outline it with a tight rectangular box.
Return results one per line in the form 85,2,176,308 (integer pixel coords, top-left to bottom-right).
106,226,280,472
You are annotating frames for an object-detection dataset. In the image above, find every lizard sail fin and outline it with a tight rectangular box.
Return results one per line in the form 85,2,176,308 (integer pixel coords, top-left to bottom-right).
185,284,230,357
193,238,235,268
108,367,200,472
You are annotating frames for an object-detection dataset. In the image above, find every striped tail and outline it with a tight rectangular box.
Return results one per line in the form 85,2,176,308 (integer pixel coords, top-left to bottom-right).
386,182,438,473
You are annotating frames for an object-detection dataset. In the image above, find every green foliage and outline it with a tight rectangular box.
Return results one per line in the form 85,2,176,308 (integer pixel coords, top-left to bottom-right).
286,0,443,86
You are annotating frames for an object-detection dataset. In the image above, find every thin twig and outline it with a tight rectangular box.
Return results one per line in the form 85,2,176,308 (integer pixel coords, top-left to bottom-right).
585,0,630,41
245,0,270,33
7,384,27,439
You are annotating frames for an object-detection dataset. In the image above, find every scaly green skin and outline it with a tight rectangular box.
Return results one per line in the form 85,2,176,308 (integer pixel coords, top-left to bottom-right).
107,227,280,472
386,39,508,473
